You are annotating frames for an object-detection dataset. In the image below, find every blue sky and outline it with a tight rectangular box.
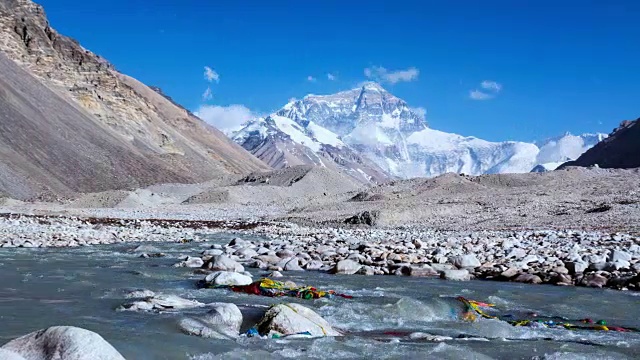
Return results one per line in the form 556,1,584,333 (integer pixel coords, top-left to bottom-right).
38,0,640,142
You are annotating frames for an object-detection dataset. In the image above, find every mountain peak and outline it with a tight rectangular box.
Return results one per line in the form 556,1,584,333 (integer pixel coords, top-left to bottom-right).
358,81,387,92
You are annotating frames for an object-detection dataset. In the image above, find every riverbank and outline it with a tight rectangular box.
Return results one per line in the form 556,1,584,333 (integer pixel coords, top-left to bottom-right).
1,213,638,292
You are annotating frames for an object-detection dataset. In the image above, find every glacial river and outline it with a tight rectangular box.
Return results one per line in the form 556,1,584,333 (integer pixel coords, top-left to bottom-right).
0,233,638,359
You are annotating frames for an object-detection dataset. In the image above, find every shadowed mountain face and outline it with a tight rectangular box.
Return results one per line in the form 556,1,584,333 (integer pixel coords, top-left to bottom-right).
561,119,640,170
0,0,268,200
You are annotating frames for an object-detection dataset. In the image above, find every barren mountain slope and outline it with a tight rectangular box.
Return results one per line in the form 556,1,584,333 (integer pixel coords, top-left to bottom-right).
561,118,640,169
0,0,267,199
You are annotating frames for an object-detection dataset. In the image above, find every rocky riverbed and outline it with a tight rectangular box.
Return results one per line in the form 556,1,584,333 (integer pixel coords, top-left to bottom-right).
1,213,639,291
1,233,640,359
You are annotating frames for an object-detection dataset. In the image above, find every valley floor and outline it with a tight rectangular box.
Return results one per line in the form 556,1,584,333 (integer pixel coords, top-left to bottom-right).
0,167,639,292
1,167,639,359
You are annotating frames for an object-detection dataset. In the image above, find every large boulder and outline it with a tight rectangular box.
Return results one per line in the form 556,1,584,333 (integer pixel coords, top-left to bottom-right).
500,267,519,279
203,271,252,287
129,244,161,253
277,257,304,271
1,326,125,360
343,211,379,226
234,248,259,259
449,254,481,269
228,237,249,247
118,294,204,312
0,349,26,360
580,273,608,288
604,259,631,271
331,259,362,275
304,260,325,270
409,265,438,277
440,269,471,281
256,255,282,265
609,250,632,262
430,264,455,272
356,265,376,276
564,261,588,275
513,273,543,284
506,248,527,260
178,303,243,339
202,249,224,256
206,255,244,272
173,256,204,268
256,303,342,337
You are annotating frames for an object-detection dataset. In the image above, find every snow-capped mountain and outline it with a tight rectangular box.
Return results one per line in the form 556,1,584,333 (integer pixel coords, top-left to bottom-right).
278,82,426,142
231,82,607,181
532,133,608,171
232,113,390,183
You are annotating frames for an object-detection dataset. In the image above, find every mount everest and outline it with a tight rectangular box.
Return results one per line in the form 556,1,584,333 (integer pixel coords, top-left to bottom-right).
231,82,606,182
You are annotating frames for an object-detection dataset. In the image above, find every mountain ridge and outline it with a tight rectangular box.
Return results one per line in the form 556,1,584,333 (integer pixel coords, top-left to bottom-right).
561,118,640,170
0,0,268,200
232,83,607,179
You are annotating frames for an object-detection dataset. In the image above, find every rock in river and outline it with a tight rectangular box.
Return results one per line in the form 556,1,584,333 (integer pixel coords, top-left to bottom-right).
580,273,609,288
440,269,471,281
118,294,204,312
204,271,253,287
331,259,362,275
513,273,543,284
178,303,243,339
0,349,26,360
256,303,342,337
124,289,156,299
1,326,125,360
173,256,204,268
206,255,244,273
277,257,304,271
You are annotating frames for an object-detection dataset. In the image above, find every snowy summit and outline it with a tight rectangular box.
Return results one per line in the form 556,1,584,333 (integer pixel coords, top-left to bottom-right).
232,83,607,181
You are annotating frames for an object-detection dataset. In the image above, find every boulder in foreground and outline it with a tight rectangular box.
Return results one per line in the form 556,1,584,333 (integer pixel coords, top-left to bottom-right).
1,326,125,360
0,349,26,360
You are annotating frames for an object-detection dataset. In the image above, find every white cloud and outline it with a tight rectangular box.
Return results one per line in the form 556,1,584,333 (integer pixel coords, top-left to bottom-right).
481,80,502,92
327,73,336,81
364,66,419,84
411,107,427,119
204,66,220,83
469,80,502,100
202,87,213,101
469,90,494,100
194,104,253,134
307,75,316,82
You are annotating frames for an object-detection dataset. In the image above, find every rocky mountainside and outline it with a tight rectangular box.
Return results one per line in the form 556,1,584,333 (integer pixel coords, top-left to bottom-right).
233,82,605,179
232,113,391,183
561,118,640,169
0,0,267,200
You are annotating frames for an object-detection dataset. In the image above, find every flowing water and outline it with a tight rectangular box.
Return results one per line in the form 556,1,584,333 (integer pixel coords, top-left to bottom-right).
0,233,638,360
